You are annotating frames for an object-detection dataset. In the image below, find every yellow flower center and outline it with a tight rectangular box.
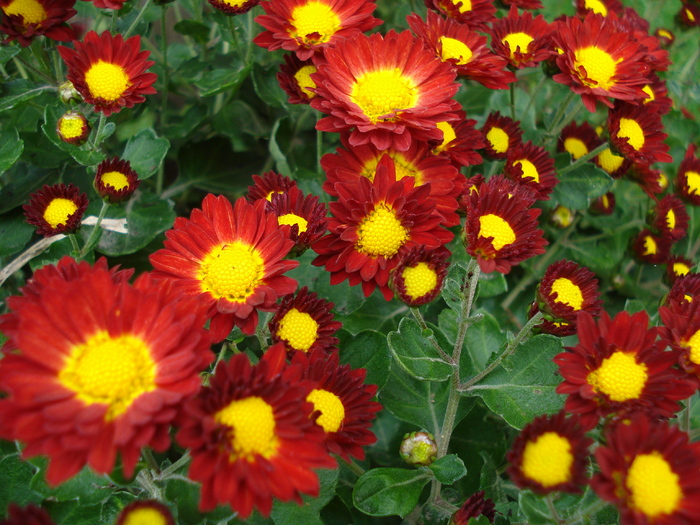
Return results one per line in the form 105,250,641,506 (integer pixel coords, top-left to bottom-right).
684,329,700,365
479,214,516,251
685,171,700,195
550,277,584,310
215,396,279,461
658,172,669,190
439,36,473,65
686,7,696,22
294,65,318,97
642,85,655,104
355,204,409,257
574,46,618,90
553,205,574,228
43,197,78,228
666,208,676,231
84,60,131,102
222,0,248,7
597,148,625,174
583,0,607,15
486,127,510,154
277,212,309,233
521,432,574,488
564,138,589,160
626,452,682,518
673,262,690,277
197,242,265,303
360,153,422,184
290,1,341,44
350,69,418,124
587,351,648,402
618,118,645,151
265,190,283,202
100,171,130,191
643,235,657,255
502,32,534,58
602,194,610,208
306,388,345,433
58,331,156,422
58,115,85,140
122,507,169,525
514,159,540,183
402,262,438,300
434,121,457,153
2,0,46,24
276,308,319,351
658,29,673,39
450,0,473,14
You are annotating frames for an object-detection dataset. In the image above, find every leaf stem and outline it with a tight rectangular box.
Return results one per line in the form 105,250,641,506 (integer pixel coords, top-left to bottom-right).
78,201,110,260
341,457,366,477
124,0,153,39
557,142,610,176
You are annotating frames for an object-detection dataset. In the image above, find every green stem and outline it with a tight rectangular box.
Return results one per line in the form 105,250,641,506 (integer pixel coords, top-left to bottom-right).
557,142,610,176
69,234,81,255
452,259,481,362
411,308,451,362
545,494,564,525
12,55,53,83
142,447,160,472
341,458,365,477
78,201,110,260
679,44,700,87
244,8,255,63
124,0,153,39
110,9,118,33
547,90,576,133
523,73,547,118
158,452,191,479
91,113,106,150
159,6,170,133
316,119,323,173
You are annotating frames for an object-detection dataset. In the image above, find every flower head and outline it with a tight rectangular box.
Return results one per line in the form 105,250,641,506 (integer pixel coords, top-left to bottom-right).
489,6,554,69
664,274,700,314
628,164,667,198
277,53,318,104
208,0,258,15
424,0,496,32
639,73,672,115
557,120,604,160
247,170,297,203
56,110,90,145
115,501,175,525
607,103,672,166
23,183,88,237
678,2,700,28
94,157,140,204
58,31,157,116
480,111,523,160
391,246,451,307
632,228,672,265
595,145,631,179
666,256,694,284
504,141,557,200
0,0,75,46
449,491,496,525
649,194,689,242
429,111,485,168
268,187,328,255
400,431,438,466
590,191,616,215
654,27,675,47
574,0,622,18
677,145,700,207
660,299,700,381
149,195,298,341
0,504,55,525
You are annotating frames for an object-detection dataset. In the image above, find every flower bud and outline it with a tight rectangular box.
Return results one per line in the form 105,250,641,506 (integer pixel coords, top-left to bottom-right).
56,111,91,146
94,157,140,204
58,80,82,105
550,204,574,229
399,431,437,466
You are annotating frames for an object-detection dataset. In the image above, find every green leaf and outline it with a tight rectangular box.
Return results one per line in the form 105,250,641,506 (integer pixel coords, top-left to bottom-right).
0,45,20,65
337,329,390,391
552,154,613,210
122,128,170,180
518,491,551,525
478,271,507,298
464,311,506,372
468,516,493,525
0,162,53,214
0,80,53,111
174,20,210,43
353,468,431,518
0,127,24,174
429,454,466,485
30,463,114,506
196,64,251,97
271,468,338,525
442,263,467,311
40,104,106,166
269,118,292,177
387,318,452,381
0,207,33,258
462,334,565,430
252,63,290,110
0,453,42,515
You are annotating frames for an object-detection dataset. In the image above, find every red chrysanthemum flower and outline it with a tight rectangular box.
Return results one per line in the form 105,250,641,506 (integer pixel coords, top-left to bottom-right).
506,410,592,494
592,415,700,525
406,10,515,90
677,145,700,207
391,246,451,307
553,310,695,430
429,111,485,168
666,256,694,284
115,501,175,525
268,286,342,354
664,274,700,313
449,491,496,525
58,31,156,116
247,170,298,203
632,228,672,265
490,5,554,69
678,2,700,28
607,103,672,166
149,195,298,341
503,141,557,200
574,0,622,18
277,53,317,104
628,163,667,198
0,0,75,46
639,73,672,116
649,194,689,242
313,156,453,300
595,145,631,179
464,175,547,274
424,0,496,32
0,260,213,485
253,0,382,60
23,183,88,237
500,0,542,10
557,120,604,160
56,110,90,146
0,504,55,525
590,191,616,215
176,344,335,519
292,348,381,461
267,187,328,255
480,111,523,160
94,157,140,204
208,0,259,16
551,12,652,112
530,259,603,337
321,136,466,227
654,28,675,48
660,299,700,381
310,30,461,152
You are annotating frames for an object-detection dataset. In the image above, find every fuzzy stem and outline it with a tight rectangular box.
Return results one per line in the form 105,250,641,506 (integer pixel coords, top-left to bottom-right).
124,0,153,39
557,142,610,176
78,201,110,260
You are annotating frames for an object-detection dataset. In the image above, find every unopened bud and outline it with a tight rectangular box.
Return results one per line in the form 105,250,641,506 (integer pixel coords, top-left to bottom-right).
58,80,82,105
57,111,91,146
400,431,437,467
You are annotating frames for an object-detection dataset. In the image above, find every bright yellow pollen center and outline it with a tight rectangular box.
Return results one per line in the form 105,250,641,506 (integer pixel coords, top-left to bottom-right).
277,212,308,233
626,452,682,518
439,36,473,65
564,138,589,159
360,154,422,184
122,508,169,525
101,171,130,191
587,351,648,402
514,159,540,183
643,235,657,255
58,116,85,140
290,1,341,44
486,127,510,154
521,432,573,487
84,61,130,102
658,172,669,189
685,171,700,195
479,214,516,251
215,396,279,461
58,332,156,422
276,308,319,351
618,118,645,151
451,0,473,14
502,32,534,58
550,277,584,310
642,85,655,104
583,0,607,15
356,204,409,257
43,197,78,228
294,65,318,97
666,209,676,231
402,262,438,300
597,148,625,174
197,242,265,303
306,389,345,433
687,8,696,22
684,330,700,365
2,0,46,24
673,262,690,277
435,121,457,152
351,69,418,124
658,29,673,39
574,46,618,90
265,190,283,202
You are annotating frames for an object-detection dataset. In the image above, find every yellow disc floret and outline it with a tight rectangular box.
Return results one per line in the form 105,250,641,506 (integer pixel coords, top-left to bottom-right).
402,262,438,300
597,148,625,174
666,208,676,231
583,0,608,15
122,507,170,525
434,121,457,153
626,451,682,518
643,235,657,255
685,171,700,195
550,277,584,310
521,431,574,487
486,127,510,154
502,32,534,58
439,36,473,65
479,214,516,251
307,388,345,433
58,115,85,140
215,396,279,461
222,0,249,7
673,262,690,277
356,204,409,257
276,308,319,351
277,213,309,233
574,46,617,90
587,351,648,402
642,85,655,104
351,69,418,123
683,329,700,365
564,138,589,160
197,242,265,303
43,197,78,228
290,1,341,44
84,60,130,102
100,171,130,191
59,332,156,421
294,65,318,98
2,0,46,24
450,0,473,14
617,118,645,151
514,159,540,183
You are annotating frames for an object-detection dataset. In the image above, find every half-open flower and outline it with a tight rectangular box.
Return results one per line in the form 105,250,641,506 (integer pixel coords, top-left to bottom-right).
480,111,523,160
391,246,451,307
0,0,75,46
268,187,328,255
632,228,672,265
504,141,557,200
246,170,298,202
666,256,694,284
660,299,700,381
574,0,622,18
277,53,318,104
490,5,554,69
677,144,700,207
94,157,140,204
23,183,88,237
424,0,496,31
649,194,689,242
590,191,615,215
429,111,485,168
607,103,672,166
557,120,604,160
208,0,259,15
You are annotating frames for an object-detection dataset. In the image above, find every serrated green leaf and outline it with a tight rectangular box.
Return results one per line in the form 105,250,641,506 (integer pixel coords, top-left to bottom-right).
30,464,114,506
122,128,170,180
518,491,551,525
0,45,20,65
271,469,338,525
429,454,466,485
388,318,452,381
353,468,431,518
0,127,23,174
196,64,251,97
0,162,53,214
0,453,42,515
552,154,613,210
464,311,506,372
252,63,290,110
443,263,467,311
0,208,33,258
337,329,390,390
0,80,53,111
